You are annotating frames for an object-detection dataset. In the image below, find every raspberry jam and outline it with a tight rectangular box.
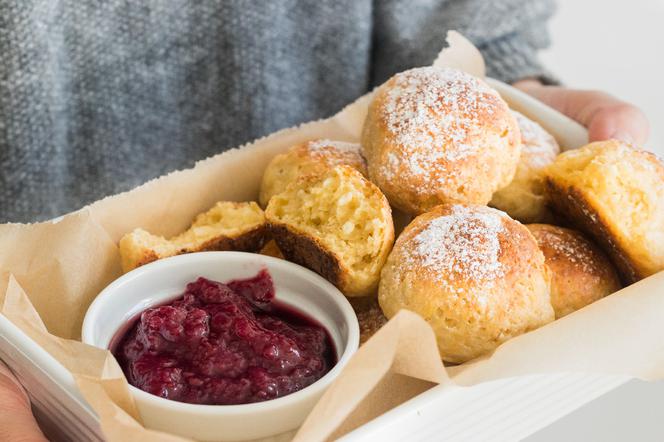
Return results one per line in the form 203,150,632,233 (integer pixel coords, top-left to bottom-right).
111,270,336,405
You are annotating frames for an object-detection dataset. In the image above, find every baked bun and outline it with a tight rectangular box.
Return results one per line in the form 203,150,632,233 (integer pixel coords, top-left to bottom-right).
349,297,388,345
259,139,367,207
379,204,553,363
490,111,560,223
544,140,664,283
266,165,394,297
119,202,267,272
362,66,521,214
527,224,622,318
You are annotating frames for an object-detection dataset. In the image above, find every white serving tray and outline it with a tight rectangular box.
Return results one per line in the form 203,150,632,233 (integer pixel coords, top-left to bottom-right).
0,80,635,441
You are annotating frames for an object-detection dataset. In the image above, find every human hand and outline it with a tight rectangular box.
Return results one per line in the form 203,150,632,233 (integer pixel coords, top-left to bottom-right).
513,79,650,145
0,362,48,442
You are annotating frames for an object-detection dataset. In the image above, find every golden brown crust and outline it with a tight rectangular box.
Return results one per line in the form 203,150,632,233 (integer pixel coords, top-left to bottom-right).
545,179,639,284
265,165,394,297
119,201,267,272
126,225,268,271
349,297,388,344
543,140,664,283
527,223,622,317
269,223,346,292
379,203,553,363
196,224,268,253
130,249,161,270
362,67,521,215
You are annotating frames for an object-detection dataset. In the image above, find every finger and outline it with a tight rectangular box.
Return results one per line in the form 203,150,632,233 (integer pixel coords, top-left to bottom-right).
513,84,650,146
0,363,48,442
586,103,650,145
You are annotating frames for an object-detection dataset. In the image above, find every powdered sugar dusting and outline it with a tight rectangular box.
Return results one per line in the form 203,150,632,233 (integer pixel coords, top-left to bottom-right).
382,152,399,181
537,228,596,274
307,139,362,154
512,111,560,168
404,205,506,293
381,67,501,186
304,139,365,170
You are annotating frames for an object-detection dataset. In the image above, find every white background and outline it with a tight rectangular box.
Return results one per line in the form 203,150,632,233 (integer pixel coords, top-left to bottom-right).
540,0,664,156
528,1,664,440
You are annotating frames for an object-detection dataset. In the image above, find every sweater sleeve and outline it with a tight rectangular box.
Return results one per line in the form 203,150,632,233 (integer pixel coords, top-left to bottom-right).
472,0,558,84
370,0,557,86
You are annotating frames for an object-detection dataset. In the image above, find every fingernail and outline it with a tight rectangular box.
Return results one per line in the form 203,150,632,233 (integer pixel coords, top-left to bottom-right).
609,131,635,145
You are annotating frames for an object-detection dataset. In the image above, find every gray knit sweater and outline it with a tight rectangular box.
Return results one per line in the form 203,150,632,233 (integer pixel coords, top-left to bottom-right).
0,0,555,223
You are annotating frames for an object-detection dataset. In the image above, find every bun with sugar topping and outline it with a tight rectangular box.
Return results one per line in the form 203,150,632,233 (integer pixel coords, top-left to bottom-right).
266,165,394,297
544,140,664,283
527,224,621,318
259,139,367,207
361,67,521,215
378,203,553,363
491,111,560,223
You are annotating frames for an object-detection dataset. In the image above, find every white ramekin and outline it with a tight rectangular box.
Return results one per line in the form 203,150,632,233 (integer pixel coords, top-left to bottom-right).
82,251,359,441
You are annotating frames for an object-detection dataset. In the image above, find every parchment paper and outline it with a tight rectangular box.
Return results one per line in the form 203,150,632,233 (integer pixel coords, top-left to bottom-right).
1,32,664,442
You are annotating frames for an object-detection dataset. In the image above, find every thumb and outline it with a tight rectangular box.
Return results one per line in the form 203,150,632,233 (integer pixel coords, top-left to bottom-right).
584,101,650,145
549,88,650,145
513,83,650,146
0,362,48,442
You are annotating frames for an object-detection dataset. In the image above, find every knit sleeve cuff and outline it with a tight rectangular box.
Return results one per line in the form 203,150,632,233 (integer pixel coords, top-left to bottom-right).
478,34,559,85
